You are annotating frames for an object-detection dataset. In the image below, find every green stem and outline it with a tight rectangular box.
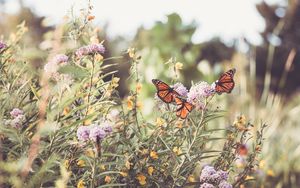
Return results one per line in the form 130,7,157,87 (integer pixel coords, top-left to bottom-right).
91,140,101,188
173,100,208,186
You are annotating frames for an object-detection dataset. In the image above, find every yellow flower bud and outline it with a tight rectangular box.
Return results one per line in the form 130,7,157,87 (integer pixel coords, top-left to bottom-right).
127,48,135,58
77,179,85,188
136,82,142,94
104,176,111,183
172,147,182,156
175,62,183,70
156,118,165,127
188,175,195,182
150,151,158,160
120,171,128,177
127,96,134,110
77,160,85,167
148,166,154,176
136,174,146,185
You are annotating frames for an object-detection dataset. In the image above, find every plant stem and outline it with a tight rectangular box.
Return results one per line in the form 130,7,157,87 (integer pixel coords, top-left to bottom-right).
173,100,208,186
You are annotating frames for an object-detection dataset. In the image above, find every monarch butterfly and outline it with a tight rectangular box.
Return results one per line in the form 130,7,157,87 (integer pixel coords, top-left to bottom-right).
214,68,236,94
174,96,193,119
152,79,179,103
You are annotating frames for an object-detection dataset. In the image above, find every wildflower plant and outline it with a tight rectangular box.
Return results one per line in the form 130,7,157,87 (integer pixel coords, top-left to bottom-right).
0,4,267,188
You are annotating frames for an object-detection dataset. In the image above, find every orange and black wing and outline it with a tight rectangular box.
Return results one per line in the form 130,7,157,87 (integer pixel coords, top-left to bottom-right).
175,97,193,119
215,69,236,94
152,79,179,103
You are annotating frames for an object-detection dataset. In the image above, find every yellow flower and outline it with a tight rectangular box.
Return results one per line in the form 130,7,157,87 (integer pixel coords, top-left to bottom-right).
99,165,106,170
227,133,235,141
148,166,154,176
127,96,134,110
233,115,247,130
127,48,136,58
63,107,70,116
90,36,99,44
156,117,165,127
136,101,143,110
188,175,196,182
87,108,95,115
267,169,275,177
136,174,146,185
136,82,142,94
259,160,265,169
77,160,85,167
83,119,92,126
150,151,158,160
245,175,255,180
175,62,183,70
77,179,85,188
95,54,103,62
64,160,70,169
111,77,120,88
141,148,149,155
125,160,132,170
175,120,183,129
120,171,128,177
104,176,112,183
172,147,182,156
85,148,95,158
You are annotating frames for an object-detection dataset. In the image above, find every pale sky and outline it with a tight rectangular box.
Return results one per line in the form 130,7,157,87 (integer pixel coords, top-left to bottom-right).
3,0,285,45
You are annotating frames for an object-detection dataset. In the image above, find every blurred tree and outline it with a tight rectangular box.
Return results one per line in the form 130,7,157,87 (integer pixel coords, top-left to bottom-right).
133,13,235,88
196,38,235,65
255,0,300,97
0,2,52,66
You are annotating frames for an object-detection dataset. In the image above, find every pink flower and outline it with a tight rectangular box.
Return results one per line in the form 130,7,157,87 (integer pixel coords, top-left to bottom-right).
101,121,113,133
77,126,91,142
53,54,68,65
75,44,105,58
199,165,231,186
200,183,214,188
187,81,214,110
0,41,7,50
10,108,23,118
44,54,68,74
172,82,188,97
89,125,106,142
11,115,25,128
107,109,119,121
218,181,232,188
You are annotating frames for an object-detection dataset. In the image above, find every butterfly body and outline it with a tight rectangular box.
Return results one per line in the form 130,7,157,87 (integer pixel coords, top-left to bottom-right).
214,68,236,94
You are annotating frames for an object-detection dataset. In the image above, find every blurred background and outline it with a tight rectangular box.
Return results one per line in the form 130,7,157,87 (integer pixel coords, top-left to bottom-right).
1,0,300,187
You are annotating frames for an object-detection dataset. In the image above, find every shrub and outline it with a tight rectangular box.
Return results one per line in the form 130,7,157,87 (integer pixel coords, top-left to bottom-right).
0,14,266,188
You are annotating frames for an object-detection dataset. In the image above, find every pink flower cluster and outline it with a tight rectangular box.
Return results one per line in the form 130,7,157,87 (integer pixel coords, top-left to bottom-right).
172,83,188,97
187,81,215,110
75,43,105,58
6,108,26,128
199,166,232,188
44,54,68,75
77,122,113,142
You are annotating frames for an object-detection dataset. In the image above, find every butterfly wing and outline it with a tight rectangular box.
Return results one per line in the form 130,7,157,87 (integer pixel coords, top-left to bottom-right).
152,79,179,103
215,69,236,94
152,79,170,91
175,97,193,119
